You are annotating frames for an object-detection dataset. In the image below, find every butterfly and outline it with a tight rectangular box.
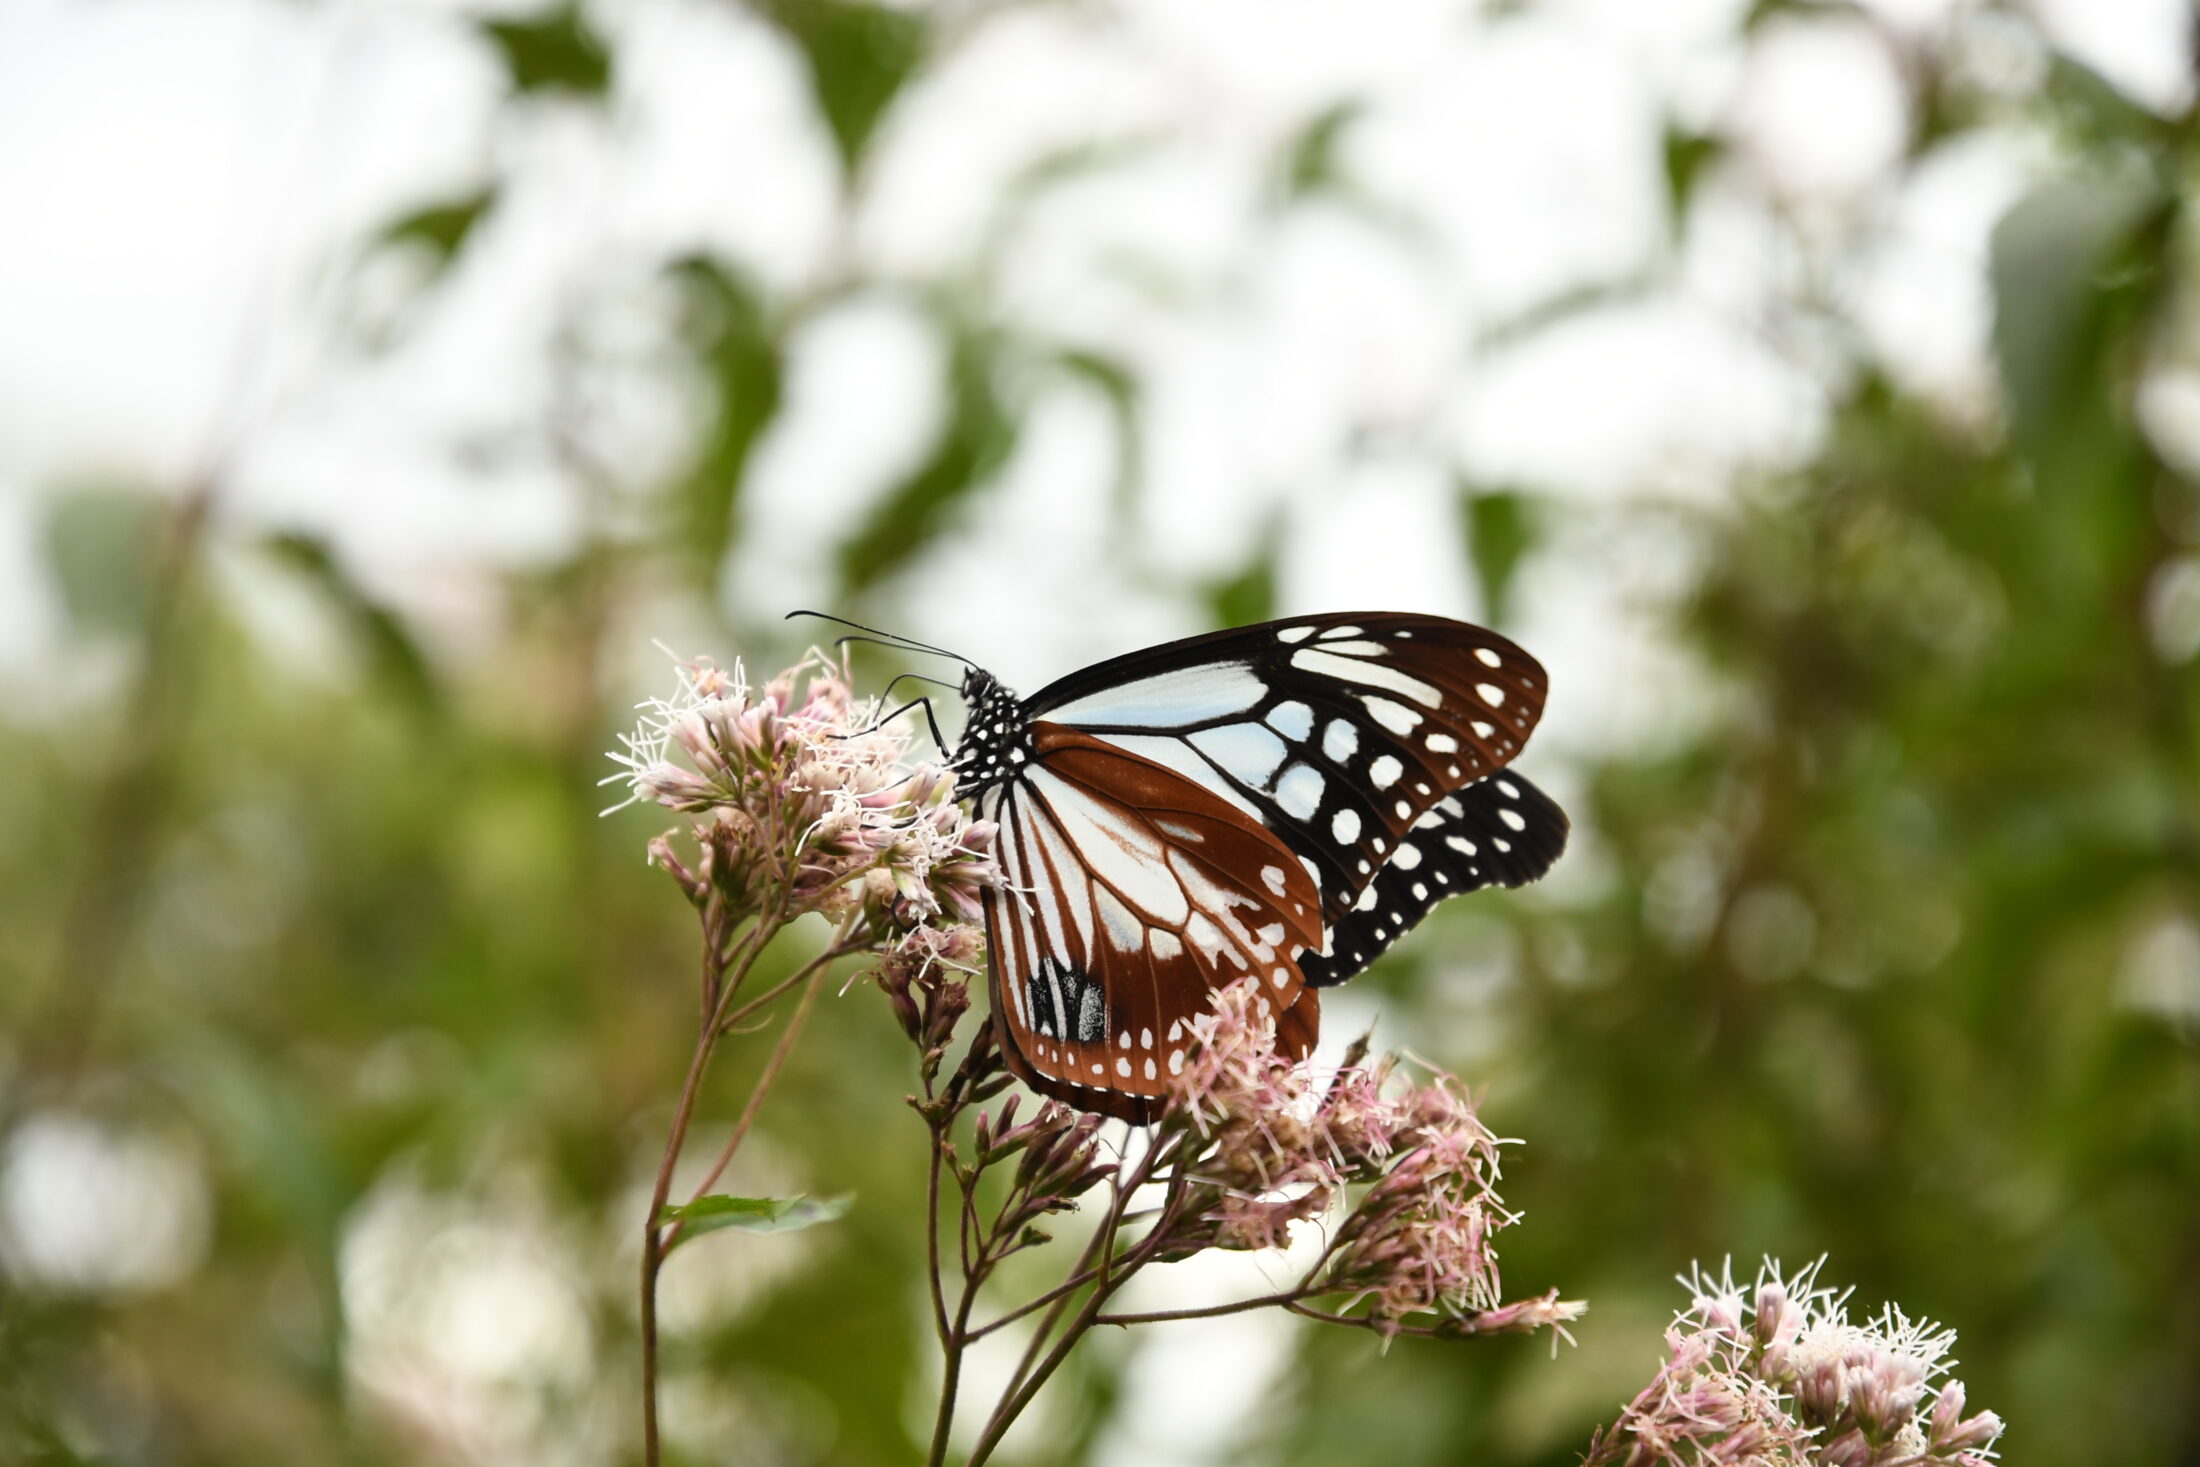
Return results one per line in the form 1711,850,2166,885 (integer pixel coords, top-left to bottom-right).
799,612,1567,1121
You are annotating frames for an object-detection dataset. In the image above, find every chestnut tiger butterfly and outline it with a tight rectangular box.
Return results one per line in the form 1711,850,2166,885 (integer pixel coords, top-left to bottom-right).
794,612,1567,1121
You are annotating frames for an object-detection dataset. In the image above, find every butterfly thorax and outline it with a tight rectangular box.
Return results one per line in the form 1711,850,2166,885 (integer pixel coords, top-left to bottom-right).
947,668,1034,799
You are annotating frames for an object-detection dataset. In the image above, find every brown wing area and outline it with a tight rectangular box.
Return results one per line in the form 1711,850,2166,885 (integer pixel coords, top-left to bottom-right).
982,723,1325,1122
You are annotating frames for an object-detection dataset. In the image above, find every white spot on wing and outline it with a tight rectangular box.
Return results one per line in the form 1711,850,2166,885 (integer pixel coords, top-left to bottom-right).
1275,763,1324,819
1426,733,1458,753
1475,648,1502,667
1150,929,1183,960
1500,808,1527,831
1392,842,1422,870
1261,865,1287,896
1048,663,1267,727
1189,722,1290,789
1095,882,1144,952
1476,682,1506,707
1322,720,1359,761
1265,700,1314,740
1277,625,1316,643
1184,912,1228,961
1369,755,1403,789
1332,808,1361,844
1292,648,1443,708
1361,696,1422,735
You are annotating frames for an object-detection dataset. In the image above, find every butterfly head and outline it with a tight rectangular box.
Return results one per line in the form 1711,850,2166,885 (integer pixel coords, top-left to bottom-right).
948,667,1030,799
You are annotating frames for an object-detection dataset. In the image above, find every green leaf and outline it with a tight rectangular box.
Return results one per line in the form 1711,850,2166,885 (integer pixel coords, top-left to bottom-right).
665,257,784,579
264,533,442,716
758,0,927,177
45,490,163,635
1204,518,1282,629
1989,175,2164,459
659,1193,852,1251
480,5,611,97
380,188,497,270
1284,103,1359,200
1988,175,2175,598
1660,126,1720,226
837,327,1017,593
1462,487,1539,627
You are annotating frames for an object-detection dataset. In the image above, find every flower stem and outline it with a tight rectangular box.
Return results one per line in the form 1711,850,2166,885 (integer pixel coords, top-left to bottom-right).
666,956,834,1248
640,912,800,1467
639,1004,723,1467
1092,1288,1311,1327
964,1140,1181,1466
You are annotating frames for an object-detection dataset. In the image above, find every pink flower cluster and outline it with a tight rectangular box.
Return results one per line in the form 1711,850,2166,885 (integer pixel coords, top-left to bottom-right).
1586,1260,2006,1467
605,649,1000,933
1166,981,1560,1331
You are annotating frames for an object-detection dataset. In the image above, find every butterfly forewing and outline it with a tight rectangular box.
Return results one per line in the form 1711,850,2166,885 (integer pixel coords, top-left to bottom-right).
979,724,1324,1122
1026,614,1560,976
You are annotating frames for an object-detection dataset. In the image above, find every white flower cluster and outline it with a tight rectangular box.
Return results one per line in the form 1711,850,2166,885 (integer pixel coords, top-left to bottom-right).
603,647,999,932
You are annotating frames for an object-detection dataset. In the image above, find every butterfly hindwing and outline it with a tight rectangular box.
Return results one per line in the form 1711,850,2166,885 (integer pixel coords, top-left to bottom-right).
1297,770,1568,986
979,723,1324,1122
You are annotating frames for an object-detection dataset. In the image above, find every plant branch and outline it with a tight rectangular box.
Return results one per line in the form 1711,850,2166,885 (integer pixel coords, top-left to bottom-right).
1093,1287,1312,1328
667,959,833,1246
965,1136,1182,1466
640,983,727,1467
643,906,822,1465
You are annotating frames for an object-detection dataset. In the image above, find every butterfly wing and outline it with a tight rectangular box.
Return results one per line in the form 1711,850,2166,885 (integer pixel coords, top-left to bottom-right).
1025,613,1567,985
980,722,1325,1121
1296,770,1569,985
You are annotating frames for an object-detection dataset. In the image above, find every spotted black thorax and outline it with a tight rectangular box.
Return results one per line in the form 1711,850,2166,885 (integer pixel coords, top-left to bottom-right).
946,668,1034,800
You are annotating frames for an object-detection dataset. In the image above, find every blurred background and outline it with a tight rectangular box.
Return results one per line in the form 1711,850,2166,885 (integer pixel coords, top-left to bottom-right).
2,0,2197,1462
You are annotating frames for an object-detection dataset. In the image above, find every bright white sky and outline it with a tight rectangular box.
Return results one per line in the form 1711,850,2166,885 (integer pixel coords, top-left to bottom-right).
0,0,2189,1460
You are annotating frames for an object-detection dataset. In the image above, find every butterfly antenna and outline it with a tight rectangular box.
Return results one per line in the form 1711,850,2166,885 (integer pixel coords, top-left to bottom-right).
784,610,974,667
882,671,959,700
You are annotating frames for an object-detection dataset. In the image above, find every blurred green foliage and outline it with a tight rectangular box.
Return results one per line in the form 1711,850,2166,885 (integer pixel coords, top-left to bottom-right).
3,5,2198,1467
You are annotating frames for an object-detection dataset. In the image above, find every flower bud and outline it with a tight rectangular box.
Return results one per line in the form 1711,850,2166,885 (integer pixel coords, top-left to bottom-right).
1795,1355,1849,1423
1817,1428,1873,1467
1753,1282,1792,1347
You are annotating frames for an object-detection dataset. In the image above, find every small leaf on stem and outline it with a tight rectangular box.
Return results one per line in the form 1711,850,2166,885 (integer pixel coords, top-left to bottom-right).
658,1193,852,1251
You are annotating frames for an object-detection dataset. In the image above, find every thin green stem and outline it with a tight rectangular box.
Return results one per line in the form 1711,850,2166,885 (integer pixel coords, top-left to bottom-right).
640,910,790,1467
666,962,832,1248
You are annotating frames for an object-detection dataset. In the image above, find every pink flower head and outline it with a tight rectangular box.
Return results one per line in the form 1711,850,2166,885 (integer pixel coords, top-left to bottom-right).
605,647,1002,937
1165,983,1566,1338
1165,980,1326,1191
1585,1260,2007,1467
